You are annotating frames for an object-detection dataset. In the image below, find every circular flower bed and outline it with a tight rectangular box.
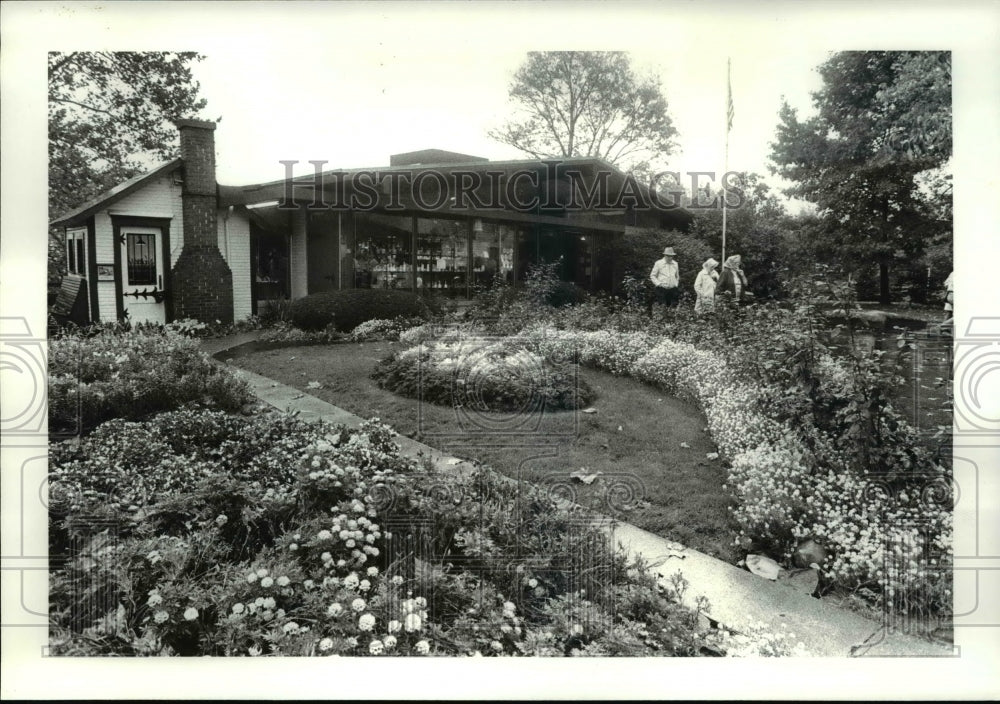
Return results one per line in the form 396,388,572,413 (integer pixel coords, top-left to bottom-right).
372,336,593,413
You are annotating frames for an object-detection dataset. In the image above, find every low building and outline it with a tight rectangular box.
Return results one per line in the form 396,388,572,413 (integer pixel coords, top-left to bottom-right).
50,120,692,324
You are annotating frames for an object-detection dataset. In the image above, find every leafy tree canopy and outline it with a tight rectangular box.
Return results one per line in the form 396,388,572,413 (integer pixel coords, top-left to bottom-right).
769,51,951,303
48,51,209,220
489,51,678,171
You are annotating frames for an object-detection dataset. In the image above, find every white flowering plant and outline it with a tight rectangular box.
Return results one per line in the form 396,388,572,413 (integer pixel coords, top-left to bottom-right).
372,334,593,412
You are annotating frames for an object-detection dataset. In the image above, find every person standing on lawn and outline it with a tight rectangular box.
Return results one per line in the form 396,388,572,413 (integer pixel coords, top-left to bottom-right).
694,257,720,314
716,254,748,305
650,247,681,308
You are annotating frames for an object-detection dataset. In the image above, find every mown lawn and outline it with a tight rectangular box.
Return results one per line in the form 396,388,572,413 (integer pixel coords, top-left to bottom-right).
226,340,738,561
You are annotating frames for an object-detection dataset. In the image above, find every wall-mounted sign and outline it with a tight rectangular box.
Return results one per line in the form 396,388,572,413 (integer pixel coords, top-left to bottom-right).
96,264,115,281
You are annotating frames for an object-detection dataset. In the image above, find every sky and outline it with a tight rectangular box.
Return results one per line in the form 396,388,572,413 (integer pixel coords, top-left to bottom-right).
182,9,832,212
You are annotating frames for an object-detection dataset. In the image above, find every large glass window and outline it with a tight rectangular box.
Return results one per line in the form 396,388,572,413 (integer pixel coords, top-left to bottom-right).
471,221,517,290
355,213,414,290
416,217,469,297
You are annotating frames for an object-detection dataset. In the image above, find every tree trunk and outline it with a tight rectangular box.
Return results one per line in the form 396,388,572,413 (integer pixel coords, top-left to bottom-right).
879,261,891,305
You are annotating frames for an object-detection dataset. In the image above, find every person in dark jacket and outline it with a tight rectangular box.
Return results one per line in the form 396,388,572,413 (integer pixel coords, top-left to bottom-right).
716,254,749,304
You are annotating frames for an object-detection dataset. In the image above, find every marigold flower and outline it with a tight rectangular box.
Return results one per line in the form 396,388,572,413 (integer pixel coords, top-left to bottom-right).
387,619,401,633
277,576,290,587
369,639,384,655
232,602,245,614
260,576,274,588
351,598,367,612
153,610,169,624
358,613,376,631
367,566,379,577
183,607,199,621
318,637,334,652
415,639,430,655
404,613,422,632
146,592,163,607
327,603,344,617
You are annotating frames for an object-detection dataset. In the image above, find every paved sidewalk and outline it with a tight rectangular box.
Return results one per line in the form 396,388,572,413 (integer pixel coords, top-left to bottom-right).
206,334,953,657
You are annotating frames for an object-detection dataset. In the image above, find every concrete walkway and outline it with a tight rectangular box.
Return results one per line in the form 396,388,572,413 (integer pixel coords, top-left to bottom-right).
205,334,953,657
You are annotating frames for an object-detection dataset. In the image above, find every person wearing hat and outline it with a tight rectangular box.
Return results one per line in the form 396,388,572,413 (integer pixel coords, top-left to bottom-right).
716,254,749,304
650,246,680,307
694,257,720,314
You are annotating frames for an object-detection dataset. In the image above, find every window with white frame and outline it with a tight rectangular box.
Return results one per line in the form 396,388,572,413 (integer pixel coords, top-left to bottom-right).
66,228,86,276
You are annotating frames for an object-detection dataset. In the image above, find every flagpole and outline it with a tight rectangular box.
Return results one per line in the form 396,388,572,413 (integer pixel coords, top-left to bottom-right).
722,57,731,265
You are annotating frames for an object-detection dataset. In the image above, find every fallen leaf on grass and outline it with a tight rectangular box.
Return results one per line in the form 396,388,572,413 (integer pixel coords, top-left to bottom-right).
706,452,719,460
777,567,820,595
617,425,624,432
446,458,462,466
581,407,598,414
570,469,603,484
745,554,781,581
306,381,323,389
291,393,305,400
680,442,690,448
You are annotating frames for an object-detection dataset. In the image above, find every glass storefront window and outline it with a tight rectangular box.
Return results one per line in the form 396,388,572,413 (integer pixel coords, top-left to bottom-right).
472,221,517,290
355,213,414,290
416,217,469,297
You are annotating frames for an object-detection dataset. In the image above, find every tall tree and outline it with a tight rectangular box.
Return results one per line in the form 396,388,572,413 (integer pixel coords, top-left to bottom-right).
489,52,678,170
769,51,952,304
48,51,209,220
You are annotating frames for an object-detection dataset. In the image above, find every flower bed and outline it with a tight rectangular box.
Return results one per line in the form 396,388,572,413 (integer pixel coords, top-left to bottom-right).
506,325,952,617
48,326,254,434
372,334,593,413
50,405,790,657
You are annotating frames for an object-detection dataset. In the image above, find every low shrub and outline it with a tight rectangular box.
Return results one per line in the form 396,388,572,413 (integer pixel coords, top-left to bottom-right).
289,289,435,332
372,335,593,412
48,327,254,434
349,316,425,343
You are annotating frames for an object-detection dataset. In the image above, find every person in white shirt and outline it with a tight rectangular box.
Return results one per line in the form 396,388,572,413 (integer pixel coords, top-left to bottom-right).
650,247,680,307
694,258,720,314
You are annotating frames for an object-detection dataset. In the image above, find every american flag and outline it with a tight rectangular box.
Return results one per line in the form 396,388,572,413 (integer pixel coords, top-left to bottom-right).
726,59,734,133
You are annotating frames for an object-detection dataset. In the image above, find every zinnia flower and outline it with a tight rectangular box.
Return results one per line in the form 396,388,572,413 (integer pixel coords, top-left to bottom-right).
232,602,245,614
277,576,290,587
183,607,199,621
369,639,384,655
153,610,169,624
351,598,366,612
387,619,401,633
318,637,334,652
359,579,371,592
358,613,376,631
367,566,379,577
260,576,274,588
383,635,397,649
415,639,430,655
146,592,163,607
327,603,343,617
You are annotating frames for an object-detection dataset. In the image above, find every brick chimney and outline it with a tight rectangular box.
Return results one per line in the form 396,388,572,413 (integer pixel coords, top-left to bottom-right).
170,119,234,324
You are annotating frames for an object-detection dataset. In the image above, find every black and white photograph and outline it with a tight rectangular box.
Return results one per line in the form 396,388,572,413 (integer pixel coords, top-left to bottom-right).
1,1,998,699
